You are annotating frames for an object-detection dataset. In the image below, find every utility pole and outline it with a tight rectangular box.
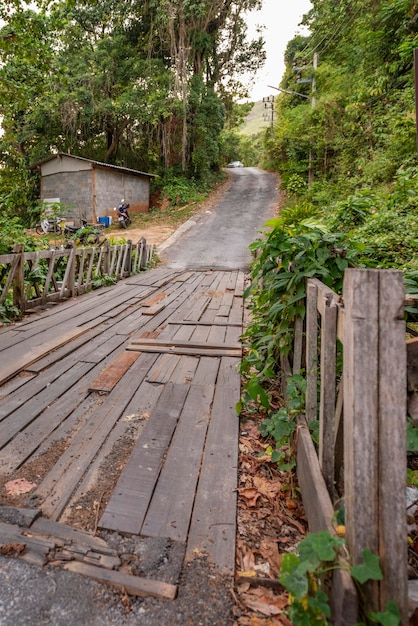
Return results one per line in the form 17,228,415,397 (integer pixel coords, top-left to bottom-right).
262,95,275,132
308,52,318,187
269,52,318,186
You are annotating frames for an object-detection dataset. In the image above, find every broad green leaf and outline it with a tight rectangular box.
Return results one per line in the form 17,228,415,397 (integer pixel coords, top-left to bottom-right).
368,601,401,626
279,553,309,600
298,531,344,569
351,549,383,584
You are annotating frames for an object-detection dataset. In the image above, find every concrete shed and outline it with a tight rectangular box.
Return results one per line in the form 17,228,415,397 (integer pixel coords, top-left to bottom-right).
31,153,157,224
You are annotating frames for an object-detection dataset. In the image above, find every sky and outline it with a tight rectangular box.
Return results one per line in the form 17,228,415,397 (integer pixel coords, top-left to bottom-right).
244,0,312,102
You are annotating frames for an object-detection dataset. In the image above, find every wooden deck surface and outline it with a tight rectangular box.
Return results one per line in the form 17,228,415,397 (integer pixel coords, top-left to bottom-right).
0,267,244,578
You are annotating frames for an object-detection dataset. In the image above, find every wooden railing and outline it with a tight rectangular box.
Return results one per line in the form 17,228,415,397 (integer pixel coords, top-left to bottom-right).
295,268,408,625
0,239,154,314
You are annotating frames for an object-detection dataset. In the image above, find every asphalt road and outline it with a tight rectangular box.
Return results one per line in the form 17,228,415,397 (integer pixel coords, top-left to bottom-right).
160,167,279,270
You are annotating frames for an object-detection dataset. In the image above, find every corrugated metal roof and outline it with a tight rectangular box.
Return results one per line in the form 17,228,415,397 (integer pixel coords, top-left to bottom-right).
30,153,157,178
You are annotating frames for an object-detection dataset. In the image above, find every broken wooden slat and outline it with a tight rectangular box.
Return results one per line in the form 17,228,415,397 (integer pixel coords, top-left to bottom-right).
63,561,177,599
296,416,359,624
0,506,41,528
30,517,113,553
88,351,141,393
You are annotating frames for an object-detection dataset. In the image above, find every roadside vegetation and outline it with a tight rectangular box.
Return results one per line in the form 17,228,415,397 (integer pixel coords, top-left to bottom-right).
236,2,418,623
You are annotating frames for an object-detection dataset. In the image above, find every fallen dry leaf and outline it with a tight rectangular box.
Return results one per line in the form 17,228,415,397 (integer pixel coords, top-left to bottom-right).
240,586,288,617
259,539,282,576
239,487,261,507
253,476,282,501
0,542,26,556
4,478,37,496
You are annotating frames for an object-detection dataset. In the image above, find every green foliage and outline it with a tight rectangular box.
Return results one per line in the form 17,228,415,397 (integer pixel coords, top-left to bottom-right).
92,274,117,289
407,417,418,452
278,531,391,626
0,214,38,254
241,218,360,390
0,296,20,324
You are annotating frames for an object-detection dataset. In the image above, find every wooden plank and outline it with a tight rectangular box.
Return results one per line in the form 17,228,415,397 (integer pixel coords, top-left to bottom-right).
141,291,168,307
146,354,181,384
343,269,379,610
24,326,105,372
62,561,177,599
30,517,114,553
34,353,157,520
186,357,240,575
88,351,141,392
0,506,41,528
129,338,241,350
377,271,408,622
0,361,93,449
127,344,241,357
60,380,164,523
166,319,241,327
0,380,95,473
98,382,190,535
296,416,359,625
142,358,219,540
318,293,337,497
0,326,91,386
293,316,303,374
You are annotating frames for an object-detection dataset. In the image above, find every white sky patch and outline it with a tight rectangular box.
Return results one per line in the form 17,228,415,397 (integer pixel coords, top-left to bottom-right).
244,0,312,102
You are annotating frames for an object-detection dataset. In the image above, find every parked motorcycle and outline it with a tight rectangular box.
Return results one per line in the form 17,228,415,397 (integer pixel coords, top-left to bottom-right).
35,216,63,235
114,199,131,229
64,219,100,245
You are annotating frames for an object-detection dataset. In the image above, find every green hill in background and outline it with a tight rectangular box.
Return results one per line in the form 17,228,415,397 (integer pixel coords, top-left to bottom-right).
239,101,272,136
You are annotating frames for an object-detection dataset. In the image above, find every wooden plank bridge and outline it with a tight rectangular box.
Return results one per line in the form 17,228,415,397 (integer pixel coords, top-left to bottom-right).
0,266,245,595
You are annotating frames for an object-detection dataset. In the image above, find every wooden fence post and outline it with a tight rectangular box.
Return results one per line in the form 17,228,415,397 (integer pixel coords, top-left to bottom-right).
344,269,380,611
343,269,407,620
378,271,407,622
319,292,337,497
306,280,318,423
12,244,25,312
103,240,110,275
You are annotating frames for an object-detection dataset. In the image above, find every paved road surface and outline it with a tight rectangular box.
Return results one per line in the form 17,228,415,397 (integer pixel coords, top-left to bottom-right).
160,167,278,269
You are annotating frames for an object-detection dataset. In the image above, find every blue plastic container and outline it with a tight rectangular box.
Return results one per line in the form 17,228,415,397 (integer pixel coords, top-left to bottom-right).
97,216,112,227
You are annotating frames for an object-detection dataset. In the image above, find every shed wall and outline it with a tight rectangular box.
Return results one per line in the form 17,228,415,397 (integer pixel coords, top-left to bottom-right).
41,171,92,223
95,169,150,217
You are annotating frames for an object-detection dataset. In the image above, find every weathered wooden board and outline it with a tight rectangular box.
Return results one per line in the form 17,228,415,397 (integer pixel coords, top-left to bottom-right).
0,326,91,386
186,357,240,575
142,358,219,541
130,338,241,351
88,351,141,392
146,354,181,384
34,354,157,520
98,382,190,535
127,344,241,357
63,561,178,599
30,517,114,553
0,506,41,527
0,361,93,449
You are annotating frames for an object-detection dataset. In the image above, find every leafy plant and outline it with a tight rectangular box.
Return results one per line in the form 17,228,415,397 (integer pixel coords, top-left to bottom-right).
278,531,398,626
